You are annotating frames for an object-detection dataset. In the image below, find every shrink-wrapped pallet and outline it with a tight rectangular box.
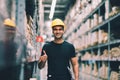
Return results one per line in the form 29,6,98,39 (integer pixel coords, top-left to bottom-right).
102,31,108,43
81,63,85,72
110,71,119,80
92,52,100,60
93,14,99,27
91,31,98,46
110,47,120,60
109,6,120,18
100,49,109,60
85,64,91,74
98,30,104,44
92,63,98,76
82,52,91,60
99,63,108,79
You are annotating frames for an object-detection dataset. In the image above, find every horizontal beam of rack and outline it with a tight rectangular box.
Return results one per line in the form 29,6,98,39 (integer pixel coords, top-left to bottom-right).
81,59,120,61
80,40,120,52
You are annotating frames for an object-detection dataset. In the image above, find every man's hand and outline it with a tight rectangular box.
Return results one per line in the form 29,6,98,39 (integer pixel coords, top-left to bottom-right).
39,50,48,62
38,50,48,69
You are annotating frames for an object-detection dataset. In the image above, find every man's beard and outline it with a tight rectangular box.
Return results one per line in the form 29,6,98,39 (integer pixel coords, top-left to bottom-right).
54,34,63,40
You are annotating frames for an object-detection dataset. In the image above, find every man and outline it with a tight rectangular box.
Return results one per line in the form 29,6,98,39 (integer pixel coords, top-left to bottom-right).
38,18,79,80
0,18,20,80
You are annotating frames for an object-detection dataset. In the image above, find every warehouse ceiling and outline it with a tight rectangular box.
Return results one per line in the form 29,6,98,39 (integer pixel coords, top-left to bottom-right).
42,0,76,21
25,0,76,22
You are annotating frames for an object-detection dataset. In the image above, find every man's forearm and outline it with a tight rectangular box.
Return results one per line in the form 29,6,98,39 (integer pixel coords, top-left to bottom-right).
38,60,46,69
73,63,79,80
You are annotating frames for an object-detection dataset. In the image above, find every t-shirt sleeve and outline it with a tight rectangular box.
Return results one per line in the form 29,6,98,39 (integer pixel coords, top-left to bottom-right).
70,44,76,58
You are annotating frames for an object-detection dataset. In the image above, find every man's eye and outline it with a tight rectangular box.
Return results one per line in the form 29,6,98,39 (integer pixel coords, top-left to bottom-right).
53,28,63,31
53,29,57,30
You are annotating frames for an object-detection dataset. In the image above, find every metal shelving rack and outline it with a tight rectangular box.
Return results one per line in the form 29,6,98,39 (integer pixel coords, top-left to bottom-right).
78,0,120,80
64,0,120,80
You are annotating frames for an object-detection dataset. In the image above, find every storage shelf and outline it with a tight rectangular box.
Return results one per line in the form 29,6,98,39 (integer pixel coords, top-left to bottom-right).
81,12,120,36
80,39,120,53
80,42,108,52
80,71,108,80
65,0,120,80
65,0,106,38
82,0,106,23
91,12,120,30
81,59,120,62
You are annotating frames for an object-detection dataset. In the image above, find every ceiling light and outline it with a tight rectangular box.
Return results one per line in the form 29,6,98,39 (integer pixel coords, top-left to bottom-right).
49,0,57,20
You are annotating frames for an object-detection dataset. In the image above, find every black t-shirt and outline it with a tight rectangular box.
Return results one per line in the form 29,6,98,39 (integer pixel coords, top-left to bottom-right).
0,40,17,69
42,41,76,77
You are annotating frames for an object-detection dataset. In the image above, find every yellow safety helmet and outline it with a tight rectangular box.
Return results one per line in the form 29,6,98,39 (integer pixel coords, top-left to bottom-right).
3,18,16,28
51,18,66,29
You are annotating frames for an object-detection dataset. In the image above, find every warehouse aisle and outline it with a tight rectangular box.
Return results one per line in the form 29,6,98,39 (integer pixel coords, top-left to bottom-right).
0,0,120,80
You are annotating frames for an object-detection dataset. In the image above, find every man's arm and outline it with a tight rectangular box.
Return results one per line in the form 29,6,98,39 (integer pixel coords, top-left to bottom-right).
38,50,47,69
38,60,46,69
71,56,79,80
